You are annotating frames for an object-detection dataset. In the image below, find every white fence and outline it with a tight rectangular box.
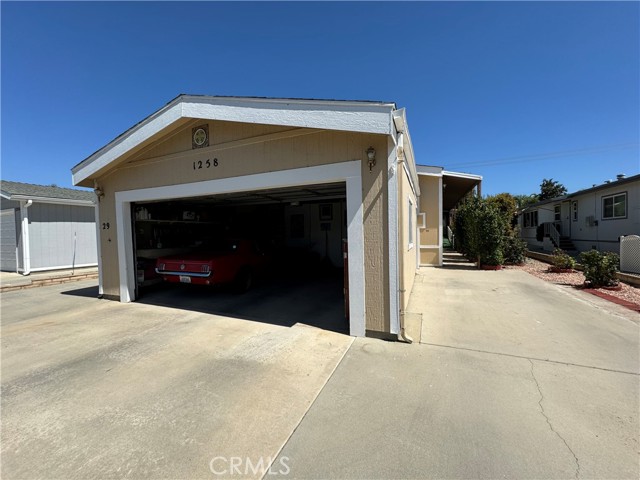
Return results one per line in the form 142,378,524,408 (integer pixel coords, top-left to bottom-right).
620,235,640,274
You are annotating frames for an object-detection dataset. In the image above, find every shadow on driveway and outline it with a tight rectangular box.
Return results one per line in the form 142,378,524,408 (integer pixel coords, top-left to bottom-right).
114,275,348,334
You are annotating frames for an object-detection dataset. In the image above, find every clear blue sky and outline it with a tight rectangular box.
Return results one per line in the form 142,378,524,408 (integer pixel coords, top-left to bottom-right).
2,1,638,196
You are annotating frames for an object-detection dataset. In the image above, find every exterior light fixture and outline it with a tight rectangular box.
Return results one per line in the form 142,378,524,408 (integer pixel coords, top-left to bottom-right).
366,147,376,172
93,181,104,200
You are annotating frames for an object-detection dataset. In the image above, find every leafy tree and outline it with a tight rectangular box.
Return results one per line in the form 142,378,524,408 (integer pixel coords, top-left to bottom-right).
539,178,567,201
513,194,539,209
486,193,518,227
454,196,506,267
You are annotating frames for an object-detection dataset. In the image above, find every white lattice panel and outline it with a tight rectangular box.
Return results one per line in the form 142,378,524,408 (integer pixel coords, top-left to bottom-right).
620,235,640,274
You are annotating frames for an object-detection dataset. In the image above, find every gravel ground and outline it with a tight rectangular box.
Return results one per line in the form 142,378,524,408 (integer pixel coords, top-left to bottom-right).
505,258,640,309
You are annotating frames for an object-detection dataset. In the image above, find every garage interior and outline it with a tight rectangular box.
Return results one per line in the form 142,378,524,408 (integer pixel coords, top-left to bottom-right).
132,182,349,333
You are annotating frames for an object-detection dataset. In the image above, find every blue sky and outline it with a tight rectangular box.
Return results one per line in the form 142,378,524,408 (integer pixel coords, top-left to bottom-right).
2,1,638,196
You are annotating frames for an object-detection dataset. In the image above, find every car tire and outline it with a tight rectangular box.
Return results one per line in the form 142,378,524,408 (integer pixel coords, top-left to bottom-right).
234,268,253,294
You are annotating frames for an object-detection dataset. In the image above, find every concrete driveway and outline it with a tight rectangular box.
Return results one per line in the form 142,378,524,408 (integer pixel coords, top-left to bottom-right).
1,280,352,479
276,268,639,479
2,268,638,479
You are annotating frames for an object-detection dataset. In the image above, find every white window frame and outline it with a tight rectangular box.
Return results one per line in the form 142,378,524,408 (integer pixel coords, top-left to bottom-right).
602,192,627,220
554,204,561,222
524,211,538,228
408,197,415,250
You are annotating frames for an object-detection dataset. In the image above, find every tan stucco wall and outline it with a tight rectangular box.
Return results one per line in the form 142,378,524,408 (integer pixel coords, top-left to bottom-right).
398,165,417,311
420,249,439,265
418,175,441,265
94,120,391,333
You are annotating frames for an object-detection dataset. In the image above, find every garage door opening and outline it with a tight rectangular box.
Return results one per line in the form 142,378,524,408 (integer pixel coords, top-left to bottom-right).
131,182,349,333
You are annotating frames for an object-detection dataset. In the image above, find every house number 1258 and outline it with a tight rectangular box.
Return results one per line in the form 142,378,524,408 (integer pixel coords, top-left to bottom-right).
193,158,219,170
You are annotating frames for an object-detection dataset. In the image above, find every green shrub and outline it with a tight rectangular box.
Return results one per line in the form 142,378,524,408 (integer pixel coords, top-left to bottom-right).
478,202,505,266
503,233,528,265
551,248,576,270
579,250,619,287
453,197,505,266
453,197,482,260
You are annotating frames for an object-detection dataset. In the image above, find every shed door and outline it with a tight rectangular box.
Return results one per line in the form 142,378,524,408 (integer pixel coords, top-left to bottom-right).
1,210,18,272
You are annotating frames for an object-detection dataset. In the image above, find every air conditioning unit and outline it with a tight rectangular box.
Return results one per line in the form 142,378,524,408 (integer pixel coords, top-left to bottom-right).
585,215,596,227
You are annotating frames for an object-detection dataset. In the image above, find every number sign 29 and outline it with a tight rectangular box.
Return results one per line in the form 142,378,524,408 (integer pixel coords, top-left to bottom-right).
193,158,219,170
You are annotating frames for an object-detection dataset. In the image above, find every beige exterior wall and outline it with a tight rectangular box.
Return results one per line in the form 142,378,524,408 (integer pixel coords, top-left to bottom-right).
398,165,418,311
420,248,439,265
93,120,391,333
418,174,441,265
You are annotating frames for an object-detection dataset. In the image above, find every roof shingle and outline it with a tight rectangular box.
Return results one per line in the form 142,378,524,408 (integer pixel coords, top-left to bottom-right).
1,180,95,202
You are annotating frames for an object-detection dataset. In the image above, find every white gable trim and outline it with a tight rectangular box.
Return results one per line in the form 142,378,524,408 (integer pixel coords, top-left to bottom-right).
73,103,184,185
73,96,394,185
181,96,393,135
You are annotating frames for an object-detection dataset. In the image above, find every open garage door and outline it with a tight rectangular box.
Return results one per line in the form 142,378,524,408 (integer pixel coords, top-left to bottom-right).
132,183,349,333
114,161,365,336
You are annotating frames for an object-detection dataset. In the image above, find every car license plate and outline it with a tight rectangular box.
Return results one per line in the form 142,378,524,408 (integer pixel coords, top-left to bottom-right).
179,275,191,284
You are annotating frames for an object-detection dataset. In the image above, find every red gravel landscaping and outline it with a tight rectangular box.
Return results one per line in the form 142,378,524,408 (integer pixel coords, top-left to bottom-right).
504,258,640,313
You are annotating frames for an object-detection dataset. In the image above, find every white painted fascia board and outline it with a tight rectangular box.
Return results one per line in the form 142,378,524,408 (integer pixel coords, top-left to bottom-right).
0,191,12,200
73,96,395,186
392,108,420,196
417,165,444,176
8,195,95,206
181,100,392,135
442,170,483,181
402,162,419,199
180,94,396,111
402,125,420,195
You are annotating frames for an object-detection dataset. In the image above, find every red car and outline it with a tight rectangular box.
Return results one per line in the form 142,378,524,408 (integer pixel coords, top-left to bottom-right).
155,239,267,292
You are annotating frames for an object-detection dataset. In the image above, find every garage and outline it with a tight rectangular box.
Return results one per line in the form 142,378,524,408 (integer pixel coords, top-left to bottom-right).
72,95,423,339
132,182,350,333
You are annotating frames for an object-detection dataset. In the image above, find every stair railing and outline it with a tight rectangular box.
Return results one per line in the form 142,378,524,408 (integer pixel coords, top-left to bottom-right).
543,222,561,248
447,225,455,249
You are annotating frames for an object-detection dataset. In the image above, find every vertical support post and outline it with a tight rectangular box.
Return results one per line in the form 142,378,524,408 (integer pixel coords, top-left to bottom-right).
94,204,104,296
438,175,443,266
19,200,32,275
387,136,400,335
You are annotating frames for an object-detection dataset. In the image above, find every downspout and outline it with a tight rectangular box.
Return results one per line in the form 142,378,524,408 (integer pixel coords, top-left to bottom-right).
20,199,33,275
395,130,413,344
93,181,104,298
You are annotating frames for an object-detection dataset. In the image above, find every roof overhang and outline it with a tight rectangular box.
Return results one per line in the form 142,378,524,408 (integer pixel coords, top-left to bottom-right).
0,192,95,206
392,108,420,196
442,171,482,210
416,167,482,211
72,95,398,186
